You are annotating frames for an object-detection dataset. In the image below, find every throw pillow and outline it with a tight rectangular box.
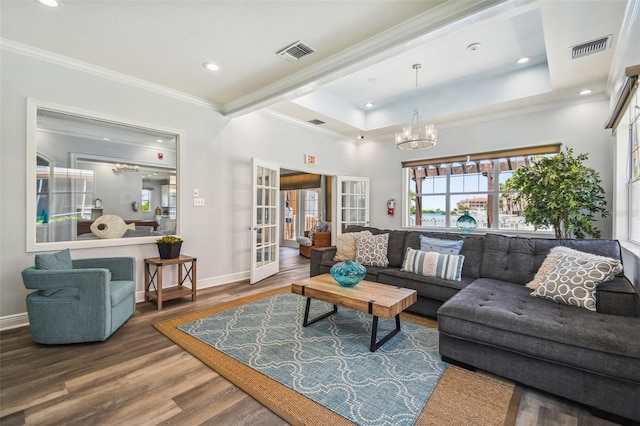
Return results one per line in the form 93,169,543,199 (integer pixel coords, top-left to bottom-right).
402,247,465,281
35,248,72,270
296,236,313,247
355,233,389,267
307,224,322,241
526,248,565,290
419,235,464,255
530,246,623,311
334,231,372,261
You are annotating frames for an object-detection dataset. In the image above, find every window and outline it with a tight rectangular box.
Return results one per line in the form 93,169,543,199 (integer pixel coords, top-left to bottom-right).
403,145,560,232
141,189,152,212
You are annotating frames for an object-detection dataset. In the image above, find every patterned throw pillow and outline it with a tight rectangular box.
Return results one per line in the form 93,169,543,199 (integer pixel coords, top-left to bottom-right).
355,234,389,267
530,246,623,311
401,247,465,281
419,235,464,255
334,231,372,261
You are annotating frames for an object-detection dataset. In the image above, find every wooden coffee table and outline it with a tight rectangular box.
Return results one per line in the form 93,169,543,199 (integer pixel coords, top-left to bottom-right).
291,274,417,352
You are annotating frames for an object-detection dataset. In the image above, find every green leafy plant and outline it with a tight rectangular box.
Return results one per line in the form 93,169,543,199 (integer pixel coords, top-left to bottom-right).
504,147,608,239
156,235,182,244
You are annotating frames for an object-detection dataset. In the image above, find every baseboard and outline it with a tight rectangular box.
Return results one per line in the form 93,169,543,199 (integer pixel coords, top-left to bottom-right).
0,312,30,331
2,271,251,331
135,271,250,303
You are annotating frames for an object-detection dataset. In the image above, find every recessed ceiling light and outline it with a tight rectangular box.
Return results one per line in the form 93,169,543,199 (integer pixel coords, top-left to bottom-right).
580,89,592,95
365,102,374,108
467,42,481,51
156,139,163,143
103,137,110,141
203,62,220,72
516,57,530,64
35,0,59,7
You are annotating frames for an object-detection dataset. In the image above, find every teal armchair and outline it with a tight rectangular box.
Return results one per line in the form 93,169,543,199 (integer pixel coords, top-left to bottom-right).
22,255,136,344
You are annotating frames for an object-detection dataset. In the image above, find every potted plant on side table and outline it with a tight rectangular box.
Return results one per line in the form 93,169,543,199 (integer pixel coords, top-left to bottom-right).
156,235,183,259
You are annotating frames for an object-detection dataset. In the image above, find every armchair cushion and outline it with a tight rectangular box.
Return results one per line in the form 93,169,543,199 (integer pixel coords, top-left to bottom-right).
35,249,72,270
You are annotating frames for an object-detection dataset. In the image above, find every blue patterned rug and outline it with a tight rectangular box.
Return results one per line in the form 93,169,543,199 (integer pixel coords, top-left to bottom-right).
176,291,447,426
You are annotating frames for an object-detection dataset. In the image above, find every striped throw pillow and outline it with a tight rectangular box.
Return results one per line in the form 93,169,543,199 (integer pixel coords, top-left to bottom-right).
401,247,465,281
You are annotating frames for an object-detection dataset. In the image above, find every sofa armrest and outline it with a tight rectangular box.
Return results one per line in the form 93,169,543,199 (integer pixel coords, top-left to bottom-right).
310,246,337,277
596,276,639,317
22,267,111,307
312,231,331,247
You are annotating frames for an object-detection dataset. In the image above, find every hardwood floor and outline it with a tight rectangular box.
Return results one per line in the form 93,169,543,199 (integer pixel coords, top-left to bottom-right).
0,248,626,425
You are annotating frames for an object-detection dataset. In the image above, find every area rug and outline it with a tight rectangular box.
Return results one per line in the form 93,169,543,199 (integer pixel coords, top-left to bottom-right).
154,288,519,426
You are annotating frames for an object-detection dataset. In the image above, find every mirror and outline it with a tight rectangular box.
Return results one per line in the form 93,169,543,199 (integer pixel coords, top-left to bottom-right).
27,100,182,251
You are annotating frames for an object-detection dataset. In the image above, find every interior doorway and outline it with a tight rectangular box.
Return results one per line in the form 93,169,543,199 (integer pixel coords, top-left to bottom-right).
279,170,332,250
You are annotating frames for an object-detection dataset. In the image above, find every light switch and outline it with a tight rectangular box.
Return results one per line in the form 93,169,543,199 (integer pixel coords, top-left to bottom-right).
194,198,205,206
193,188,200,197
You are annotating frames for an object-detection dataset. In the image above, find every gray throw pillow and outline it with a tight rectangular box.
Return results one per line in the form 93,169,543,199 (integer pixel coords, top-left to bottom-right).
35,248,72,270
530,246,622,311
355,233,389,267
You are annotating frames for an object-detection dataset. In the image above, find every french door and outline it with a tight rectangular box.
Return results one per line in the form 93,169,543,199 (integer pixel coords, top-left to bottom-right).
336,176,370,234
250,159,280,284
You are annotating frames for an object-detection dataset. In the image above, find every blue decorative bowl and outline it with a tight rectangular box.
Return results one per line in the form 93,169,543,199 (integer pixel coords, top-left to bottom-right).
330,259,367,287
456,210,477,233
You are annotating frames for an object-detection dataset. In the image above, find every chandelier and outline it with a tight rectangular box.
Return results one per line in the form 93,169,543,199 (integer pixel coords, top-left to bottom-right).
395,64,437,150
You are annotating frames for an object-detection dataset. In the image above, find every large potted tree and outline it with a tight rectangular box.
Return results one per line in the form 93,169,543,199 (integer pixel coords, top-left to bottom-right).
505,147,608,239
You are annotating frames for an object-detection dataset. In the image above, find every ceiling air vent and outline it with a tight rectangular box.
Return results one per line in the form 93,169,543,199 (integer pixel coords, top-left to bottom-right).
307,119,325,125
570,35,612,59
277,41,314,62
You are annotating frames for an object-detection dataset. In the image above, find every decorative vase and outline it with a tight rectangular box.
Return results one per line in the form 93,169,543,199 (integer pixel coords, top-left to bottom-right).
456,210,477,233
157,242,182,259
330,258,367,287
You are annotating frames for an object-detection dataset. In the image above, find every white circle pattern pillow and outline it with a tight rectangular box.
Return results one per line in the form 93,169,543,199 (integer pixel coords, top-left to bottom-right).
530,246,622,311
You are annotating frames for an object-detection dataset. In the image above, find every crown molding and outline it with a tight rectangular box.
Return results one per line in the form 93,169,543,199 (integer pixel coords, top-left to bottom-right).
1,38,223,112
605,0,640,96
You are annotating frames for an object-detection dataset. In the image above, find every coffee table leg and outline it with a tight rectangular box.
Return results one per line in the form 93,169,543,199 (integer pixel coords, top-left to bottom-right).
370,314,402,352
303,298,338,327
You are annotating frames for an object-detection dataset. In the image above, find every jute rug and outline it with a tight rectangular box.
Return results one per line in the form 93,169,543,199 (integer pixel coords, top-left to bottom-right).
154,288,520,426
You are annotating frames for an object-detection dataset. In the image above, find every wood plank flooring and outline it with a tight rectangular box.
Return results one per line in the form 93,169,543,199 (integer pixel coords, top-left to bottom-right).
0,248,625,425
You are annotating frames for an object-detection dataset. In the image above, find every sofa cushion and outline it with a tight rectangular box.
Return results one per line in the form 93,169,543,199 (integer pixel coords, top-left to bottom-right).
480,234,624,285
437,279,640,383
110,280,135,307
420,235,463,255
35,248,72,270
334,231,372,261
378,268,474,301
355,233,389,267
401,247,464,281
386,230,408,267
405,232,483,278
530,247,622,311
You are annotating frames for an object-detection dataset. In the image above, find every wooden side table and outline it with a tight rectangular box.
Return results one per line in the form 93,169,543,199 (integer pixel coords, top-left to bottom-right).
144,255,197,310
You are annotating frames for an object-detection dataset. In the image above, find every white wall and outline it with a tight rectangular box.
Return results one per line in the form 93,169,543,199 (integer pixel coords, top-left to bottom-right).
357,100,616,240
0,50,358,324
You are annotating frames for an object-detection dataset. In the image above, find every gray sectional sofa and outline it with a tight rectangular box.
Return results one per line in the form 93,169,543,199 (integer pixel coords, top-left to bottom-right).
309,225,640,423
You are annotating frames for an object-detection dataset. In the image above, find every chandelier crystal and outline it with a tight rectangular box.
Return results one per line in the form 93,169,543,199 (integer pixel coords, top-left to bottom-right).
395,64,437,150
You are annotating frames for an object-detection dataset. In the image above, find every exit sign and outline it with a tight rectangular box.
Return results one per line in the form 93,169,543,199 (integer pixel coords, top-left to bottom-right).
304,154,316,165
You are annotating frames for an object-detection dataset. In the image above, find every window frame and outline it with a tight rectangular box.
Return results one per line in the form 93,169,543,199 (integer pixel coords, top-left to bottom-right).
402,144,561,233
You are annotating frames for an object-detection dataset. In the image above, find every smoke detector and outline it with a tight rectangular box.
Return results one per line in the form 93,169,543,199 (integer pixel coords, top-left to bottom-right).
570,35,612,59
277,41,314,62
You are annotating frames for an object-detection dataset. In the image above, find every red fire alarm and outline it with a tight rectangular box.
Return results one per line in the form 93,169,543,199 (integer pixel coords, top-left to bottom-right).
158,152,164,160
